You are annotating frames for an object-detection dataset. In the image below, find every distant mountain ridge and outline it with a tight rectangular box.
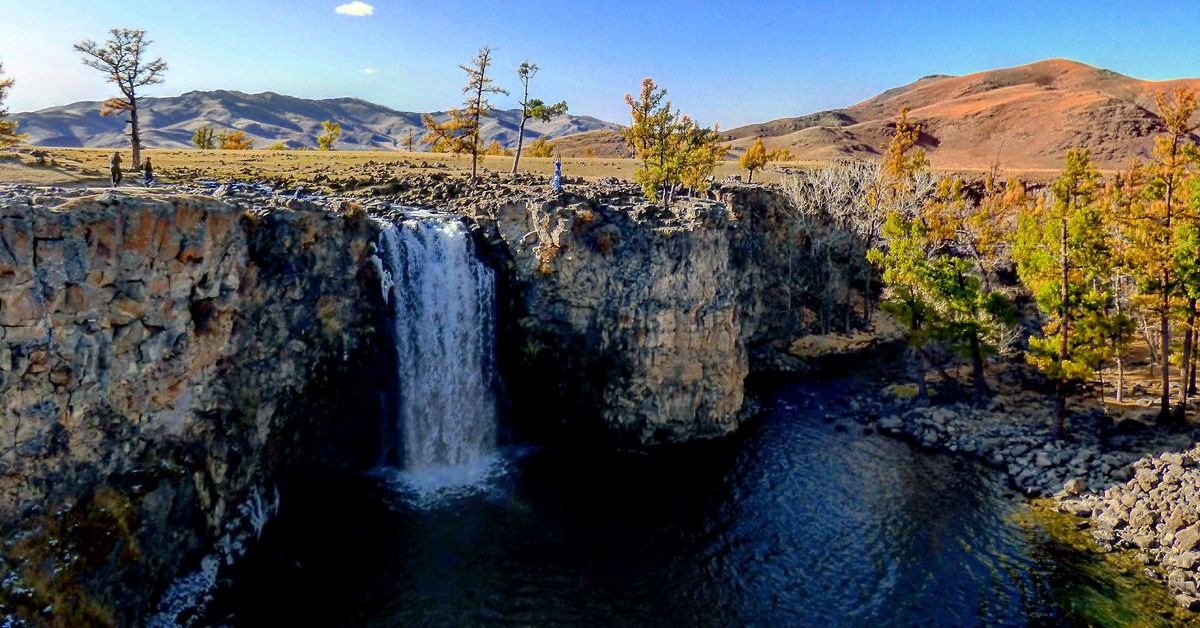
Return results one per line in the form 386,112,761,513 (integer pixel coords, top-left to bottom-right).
719,58,1200,169
553,59,1200,169
11,89,619,150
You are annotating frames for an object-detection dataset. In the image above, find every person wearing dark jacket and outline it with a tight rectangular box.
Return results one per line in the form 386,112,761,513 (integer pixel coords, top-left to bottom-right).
142,158,154,187
109,152,122,187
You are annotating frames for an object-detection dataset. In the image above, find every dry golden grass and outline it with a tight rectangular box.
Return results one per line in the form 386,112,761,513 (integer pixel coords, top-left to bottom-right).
0,147,828,187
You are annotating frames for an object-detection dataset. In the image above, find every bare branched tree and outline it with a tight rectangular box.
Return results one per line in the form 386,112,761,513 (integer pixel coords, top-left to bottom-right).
74,29,167,167
511,61,568,174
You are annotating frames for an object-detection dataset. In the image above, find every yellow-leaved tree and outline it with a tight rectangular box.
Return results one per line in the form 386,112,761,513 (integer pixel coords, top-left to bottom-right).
882,107,929,199
317,120,341,151
623,78,725,205
1122,88,1200,420
218,129,253,150
739,137,769,183
0,63,26,149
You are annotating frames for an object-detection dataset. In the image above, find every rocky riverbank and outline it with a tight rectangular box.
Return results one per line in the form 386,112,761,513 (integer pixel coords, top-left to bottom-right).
827,362,1200,612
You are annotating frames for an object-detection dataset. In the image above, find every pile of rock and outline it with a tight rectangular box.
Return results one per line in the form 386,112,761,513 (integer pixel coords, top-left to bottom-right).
870,395,1195,496
1060,447,1200,610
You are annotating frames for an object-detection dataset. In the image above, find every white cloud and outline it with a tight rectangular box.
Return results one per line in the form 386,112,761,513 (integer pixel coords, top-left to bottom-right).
362,68,377,75
335,1,374,16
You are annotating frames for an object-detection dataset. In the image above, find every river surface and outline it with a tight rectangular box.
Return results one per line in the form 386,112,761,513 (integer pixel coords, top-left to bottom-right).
212,377,1180,626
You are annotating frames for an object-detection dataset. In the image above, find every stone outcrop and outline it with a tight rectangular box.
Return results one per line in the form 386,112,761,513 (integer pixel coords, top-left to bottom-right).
0,191,387,624
467,184,836,445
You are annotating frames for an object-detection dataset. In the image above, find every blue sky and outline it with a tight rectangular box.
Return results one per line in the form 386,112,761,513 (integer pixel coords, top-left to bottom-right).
4,1,1200,127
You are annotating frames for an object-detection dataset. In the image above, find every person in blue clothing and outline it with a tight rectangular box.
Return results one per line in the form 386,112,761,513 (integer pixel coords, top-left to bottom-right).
552,157,562,192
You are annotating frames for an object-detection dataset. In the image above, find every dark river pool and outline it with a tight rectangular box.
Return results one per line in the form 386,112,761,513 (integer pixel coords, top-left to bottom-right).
211,377,1184,627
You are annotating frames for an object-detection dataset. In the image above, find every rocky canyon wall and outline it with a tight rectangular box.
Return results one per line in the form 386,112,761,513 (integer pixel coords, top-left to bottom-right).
0,192,387,624
470,184,834,446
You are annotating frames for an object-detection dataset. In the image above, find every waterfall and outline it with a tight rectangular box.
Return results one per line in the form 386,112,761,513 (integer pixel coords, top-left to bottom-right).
373,215,498,480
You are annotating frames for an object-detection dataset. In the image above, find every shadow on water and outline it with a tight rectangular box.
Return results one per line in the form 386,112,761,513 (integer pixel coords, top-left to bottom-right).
209,376,1192,627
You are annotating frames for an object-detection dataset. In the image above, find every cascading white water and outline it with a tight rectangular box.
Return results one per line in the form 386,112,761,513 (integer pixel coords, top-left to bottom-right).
373,215,498,480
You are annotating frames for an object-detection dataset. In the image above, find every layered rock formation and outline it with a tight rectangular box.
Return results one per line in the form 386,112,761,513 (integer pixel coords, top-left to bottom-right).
468,184,833,445
0,191,387,624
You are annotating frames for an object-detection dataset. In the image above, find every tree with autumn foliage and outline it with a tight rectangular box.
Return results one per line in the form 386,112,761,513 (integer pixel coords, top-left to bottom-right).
525,136,555,158
623,78,726,205
74,29,167,167
511,61,568,174
421,109,471,154
218,129,253,150
317,120,341,151
459,46,508,180
192,125,215,149
740,137,769,183
882,107,929,198
1120,88,1200,419
1013,149,1118,435
0,63,26,149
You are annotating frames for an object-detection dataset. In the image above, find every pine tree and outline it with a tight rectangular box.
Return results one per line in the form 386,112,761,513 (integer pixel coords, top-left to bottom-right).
868,212,936,398
1013,149,1109,435
740,137,769,183
317,120,341,151
511,61,567,174
882,107,929,198
421,109,471,154
192,125,215,150
74,29,167,168
0,63,26,149
459,46,508,180
623,78,723,205
1123,88,1200,419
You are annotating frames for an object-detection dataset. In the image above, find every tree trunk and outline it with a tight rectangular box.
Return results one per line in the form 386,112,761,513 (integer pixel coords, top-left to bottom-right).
129,96,142,169
1055,379,1067,438
1162,168,1176,421
1181,297,1196,412
747,169,754,184
511,113,528,174
863,268,874,327
1161,308,1172,421
1185,341,1195,396
1116,354,1125,403
970,330,988,398
1058,211,1070,427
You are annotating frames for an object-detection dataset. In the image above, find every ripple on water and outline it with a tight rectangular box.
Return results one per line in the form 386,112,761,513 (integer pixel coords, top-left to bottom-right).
211,377,1178,626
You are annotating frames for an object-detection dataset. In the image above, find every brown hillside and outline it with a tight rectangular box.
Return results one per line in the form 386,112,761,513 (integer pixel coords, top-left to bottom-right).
551,129,631,158
559,59,1200,170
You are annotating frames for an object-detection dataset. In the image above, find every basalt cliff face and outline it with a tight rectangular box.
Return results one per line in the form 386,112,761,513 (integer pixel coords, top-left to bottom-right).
0,192,388,624
0,181,854,624
469,184,830,445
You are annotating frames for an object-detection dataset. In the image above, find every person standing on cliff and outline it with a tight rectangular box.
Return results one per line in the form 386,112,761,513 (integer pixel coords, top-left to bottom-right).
109,152,123,187
142,157,154,187
551,156,562,192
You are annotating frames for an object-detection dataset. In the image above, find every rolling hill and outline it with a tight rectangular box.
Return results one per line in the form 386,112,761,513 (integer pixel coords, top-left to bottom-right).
11,90,618,151
554,59,1200,170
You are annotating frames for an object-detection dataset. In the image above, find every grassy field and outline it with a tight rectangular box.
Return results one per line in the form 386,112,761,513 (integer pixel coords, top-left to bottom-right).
0,147,825,187
0,147,1065,189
